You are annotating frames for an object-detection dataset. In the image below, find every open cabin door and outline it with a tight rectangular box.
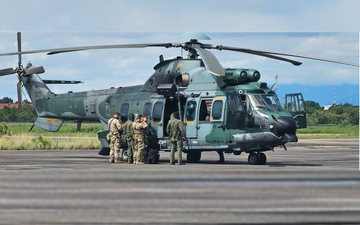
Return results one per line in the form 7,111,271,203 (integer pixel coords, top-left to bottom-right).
285,93,307,129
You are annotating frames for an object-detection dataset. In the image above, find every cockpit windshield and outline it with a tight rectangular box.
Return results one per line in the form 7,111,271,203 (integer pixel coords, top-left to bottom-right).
248,94,282,111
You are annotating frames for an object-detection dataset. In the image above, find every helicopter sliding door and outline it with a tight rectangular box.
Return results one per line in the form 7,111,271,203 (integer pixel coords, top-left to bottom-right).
285,93,307,129
185,98,200,138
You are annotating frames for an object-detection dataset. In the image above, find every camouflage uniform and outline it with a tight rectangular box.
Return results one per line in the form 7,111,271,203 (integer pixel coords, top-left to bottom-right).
123,114,135,164
166,112,185,165
107,116,123,163
132,116,148,164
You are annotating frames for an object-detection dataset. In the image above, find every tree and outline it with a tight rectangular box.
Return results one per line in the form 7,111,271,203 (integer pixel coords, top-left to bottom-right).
304,101,322,114
305,101,359,126
0,97,14,103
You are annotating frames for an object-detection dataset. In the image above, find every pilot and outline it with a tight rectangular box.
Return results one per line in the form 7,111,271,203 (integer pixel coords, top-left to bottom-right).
124,113,135,164
132,115,148,165
167,112,185,165
107,112,123,163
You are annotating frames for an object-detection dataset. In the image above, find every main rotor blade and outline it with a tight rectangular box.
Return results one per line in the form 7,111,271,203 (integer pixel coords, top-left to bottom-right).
0,43,174,57
17,32,22,67
195,47,225,76
42,80,82,84
212,45,302,66
250,49,360,67
213,45,359,67
0,68,15,76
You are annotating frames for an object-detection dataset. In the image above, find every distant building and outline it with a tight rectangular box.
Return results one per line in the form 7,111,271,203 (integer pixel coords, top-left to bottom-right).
323,103,337,110
0,103,33,109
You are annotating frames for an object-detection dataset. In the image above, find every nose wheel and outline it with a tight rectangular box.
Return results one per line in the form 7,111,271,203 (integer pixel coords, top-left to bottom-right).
248,152,267,165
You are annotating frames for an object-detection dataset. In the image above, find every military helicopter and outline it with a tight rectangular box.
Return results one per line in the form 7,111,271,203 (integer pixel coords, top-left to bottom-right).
0,32,358,165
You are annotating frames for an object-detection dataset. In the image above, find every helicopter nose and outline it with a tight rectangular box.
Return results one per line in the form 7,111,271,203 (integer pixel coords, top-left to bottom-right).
274,116,297,136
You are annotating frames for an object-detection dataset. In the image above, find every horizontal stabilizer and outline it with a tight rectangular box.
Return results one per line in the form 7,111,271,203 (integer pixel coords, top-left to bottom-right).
43,80,83,84
34,117,64,132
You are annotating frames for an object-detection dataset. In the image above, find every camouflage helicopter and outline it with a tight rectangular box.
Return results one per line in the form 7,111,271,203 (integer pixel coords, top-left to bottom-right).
0,33,358,165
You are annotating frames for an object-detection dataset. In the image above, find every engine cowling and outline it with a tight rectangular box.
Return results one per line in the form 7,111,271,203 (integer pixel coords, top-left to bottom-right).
223,68,261,85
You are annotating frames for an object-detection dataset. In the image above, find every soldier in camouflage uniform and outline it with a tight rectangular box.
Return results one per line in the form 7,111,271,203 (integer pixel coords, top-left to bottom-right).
166,112,185,165
142,116,149,161
124,113,135,164
132,115,148,165
107,112,123,163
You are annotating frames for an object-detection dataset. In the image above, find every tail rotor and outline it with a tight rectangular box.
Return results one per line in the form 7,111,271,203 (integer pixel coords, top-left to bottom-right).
0,32,45,111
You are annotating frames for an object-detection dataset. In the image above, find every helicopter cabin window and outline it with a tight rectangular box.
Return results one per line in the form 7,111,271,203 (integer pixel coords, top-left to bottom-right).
212,100,223,120
199,99,212,122
185,101,197,121
227,94,245,129
120,103,129,122
152,102,164,123
143,102,152,117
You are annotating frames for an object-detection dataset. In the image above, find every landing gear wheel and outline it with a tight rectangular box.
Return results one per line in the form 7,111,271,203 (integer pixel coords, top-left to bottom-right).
187,152,201,163
258,153,267,165
121,149,128,162
248,153,258,165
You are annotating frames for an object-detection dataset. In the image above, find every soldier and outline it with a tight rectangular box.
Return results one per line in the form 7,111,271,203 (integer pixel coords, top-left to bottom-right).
132,115,148,165
166,112,185,165
142,116,149,162
107,112,123,163
123,113,135,164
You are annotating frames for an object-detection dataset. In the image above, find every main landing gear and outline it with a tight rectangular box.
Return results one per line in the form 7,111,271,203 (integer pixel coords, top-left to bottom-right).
248,152,267,165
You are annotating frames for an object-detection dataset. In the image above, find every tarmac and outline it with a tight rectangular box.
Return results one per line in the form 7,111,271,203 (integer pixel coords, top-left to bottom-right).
0,138,359,224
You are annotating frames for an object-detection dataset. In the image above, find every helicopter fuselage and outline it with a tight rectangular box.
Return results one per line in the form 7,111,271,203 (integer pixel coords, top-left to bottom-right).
21,56,305,165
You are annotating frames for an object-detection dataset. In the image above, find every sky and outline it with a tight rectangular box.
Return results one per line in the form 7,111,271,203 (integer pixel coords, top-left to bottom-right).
0,0,359,105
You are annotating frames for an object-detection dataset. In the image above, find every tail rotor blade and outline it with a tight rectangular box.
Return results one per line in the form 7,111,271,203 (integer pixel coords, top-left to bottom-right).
0,68,15,76
17,81,23,112
17,32,22,67
25,66,45,75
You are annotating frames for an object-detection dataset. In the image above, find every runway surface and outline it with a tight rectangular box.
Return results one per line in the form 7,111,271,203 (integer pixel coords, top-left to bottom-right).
0,139,359,224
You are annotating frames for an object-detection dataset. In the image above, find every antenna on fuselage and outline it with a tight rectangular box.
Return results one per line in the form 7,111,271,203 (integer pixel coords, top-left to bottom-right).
271,74,279,93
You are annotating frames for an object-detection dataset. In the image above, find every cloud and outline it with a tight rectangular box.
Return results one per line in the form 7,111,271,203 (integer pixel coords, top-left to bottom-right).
1,0,360,32
0,32,358,101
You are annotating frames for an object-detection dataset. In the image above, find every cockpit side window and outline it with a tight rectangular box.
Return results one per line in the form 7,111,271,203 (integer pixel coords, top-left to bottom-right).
249,94,282,111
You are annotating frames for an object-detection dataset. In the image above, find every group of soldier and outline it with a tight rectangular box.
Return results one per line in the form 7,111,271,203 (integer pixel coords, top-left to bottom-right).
107,111,185,165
